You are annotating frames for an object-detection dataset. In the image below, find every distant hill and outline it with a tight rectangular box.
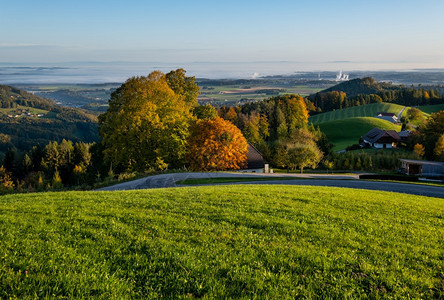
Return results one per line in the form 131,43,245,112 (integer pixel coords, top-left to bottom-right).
309,103,406,124
317,117,401,151
309,77,443,113
318,77,400,98
0,85,98,154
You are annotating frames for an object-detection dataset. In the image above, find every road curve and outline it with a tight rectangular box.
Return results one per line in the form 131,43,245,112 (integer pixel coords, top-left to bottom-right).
221,179,444,198
96,172,444,198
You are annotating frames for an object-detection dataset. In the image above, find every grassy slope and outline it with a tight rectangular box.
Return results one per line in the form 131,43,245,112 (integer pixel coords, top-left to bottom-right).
309,103,406,124
417,104,444,114
0,186,443,299
0,105,49,116
317,117,401,151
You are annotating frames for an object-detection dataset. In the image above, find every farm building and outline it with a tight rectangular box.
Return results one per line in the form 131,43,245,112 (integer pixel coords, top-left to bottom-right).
375,112,398,123
399,159,444,177
398,130,410,142
245,142,265,170
362,128,401,149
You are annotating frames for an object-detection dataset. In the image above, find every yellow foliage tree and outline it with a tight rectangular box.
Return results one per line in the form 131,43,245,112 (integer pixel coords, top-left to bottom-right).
0,165,14,193
187,117,248,171
413,143,425,158
98,71,193,172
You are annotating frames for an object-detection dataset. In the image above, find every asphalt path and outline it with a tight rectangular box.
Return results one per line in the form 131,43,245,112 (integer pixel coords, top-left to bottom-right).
96,172,444,198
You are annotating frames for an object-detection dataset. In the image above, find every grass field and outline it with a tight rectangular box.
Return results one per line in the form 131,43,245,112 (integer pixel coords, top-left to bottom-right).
0,105,49,116
417,104,444,114
199,84,323,105
0,186,442,298
309,103,406,124
317,117,401,151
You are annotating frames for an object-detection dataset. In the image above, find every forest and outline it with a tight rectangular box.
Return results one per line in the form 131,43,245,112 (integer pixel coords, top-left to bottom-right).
0,85,99,155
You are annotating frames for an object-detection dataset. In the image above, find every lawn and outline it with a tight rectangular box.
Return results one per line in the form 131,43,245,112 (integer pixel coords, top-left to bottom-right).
317,117,401,151
0,186,442,298
309,103,406,124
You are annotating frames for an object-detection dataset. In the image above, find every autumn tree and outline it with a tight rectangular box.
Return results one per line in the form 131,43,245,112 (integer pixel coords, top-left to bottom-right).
98,71,193,172
413,143,425,158
186,117,248,171
0,165,14,193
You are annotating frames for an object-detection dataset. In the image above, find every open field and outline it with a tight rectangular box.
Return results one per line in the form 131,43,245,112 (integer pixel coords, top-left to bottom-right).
198,84,324,105
18,82,329,110
417,104,444,114
0,186,442,298
309,103,406,124
0,105,49,117
317,117,401,151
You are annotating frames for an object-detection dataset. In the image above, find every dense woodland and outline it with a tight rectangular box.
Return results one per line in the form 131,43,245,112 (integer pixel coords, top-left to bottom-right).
0,85,98,154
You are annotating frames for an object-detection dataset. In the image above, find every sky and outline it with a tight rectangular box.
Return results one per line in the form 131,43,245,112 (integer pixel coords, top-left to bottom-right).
1,0,444,78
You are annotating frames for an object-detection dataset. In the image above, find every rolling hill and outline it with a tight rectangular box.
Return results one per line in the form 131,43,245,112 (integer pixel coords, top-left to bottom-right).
0,185,442,298
0,85,99,154
309,103,406,124
317,117,401,151
318,77,400,97
417,103,444,114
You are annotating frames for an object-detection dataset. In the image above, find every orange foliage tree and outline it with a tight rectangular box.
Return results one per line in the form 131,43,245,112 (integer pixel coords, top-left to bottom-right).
187,117,248,171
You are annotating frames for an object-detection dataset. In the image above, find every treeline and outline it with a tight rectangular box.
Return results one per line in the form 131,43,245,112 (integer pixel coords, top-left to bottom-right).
309,77,444,113
0,118,98,154
0,140,98,193
326,150,419,172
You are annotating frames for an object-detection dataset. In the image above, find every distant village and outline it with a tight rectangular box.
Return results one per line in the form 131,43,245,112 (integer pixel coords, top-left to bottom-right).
7,109,44,118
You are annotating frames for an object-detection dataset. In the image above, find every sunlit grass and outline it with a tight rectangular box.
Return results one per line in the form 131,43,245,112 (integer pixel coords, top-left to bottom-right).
0,185,442,298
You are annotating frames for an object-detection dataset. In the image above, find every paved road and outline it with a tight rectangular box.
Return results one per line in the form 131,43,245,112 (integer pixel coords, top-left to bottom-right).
96,172,444,198
398,106,406,120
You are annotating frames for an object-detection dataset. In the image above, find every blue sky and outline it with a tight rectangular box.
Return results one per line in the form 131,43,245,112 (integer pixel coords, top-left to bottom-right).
1,0,444,71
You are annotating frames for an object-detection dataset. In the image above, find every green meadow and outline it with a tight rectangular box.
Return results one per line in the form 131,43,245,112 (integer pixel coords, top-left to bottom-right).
309,103,406,124
317,117,401,151
417,103,444,114
0,185,442,298
0,105,49,117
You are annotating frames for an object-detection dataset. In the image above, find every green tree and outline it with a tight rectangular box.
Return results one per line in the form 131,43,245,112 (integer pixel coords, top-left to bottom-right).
433,134,444,161
406,107,422,121
193,104,217,120
165,69,200,107
99,71,193,172
42,141,60,177
416,111,444,159
274,128,323,173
